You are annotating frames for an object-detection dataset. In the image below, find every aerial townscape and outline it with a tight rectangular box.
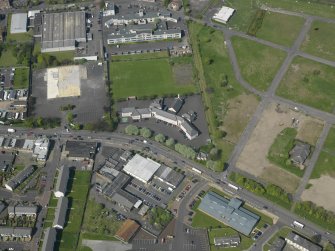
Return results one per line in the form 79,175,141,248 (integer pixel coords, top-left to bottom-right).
0,0,335,251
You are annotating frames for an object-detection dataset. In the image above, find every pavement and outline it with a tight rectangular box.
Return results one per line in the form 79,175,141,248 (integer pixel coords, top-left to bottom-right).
82,240,132,251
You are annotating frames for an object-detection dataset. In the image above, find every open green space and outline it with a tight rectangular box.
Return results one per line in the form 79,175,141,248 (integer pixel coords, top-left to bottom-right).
81,199,123,240
310,151,335,179
301,20,335,62
267,128,305,177
110,58,196,100
13,68,29,89
256,12,305,47
58,171,91,251
189,22,258,164
323,126,335,153
0,49,18,67
276,56,335,113
259,0,335,19
208,228,254,251
231,36,287,91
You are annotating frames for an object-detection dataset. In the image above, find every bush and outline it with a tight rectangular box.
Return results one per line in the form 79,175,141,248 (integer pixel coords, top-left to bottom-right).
175,143,196,160
165,138,175,147
155,133,166,143
140,127,152,138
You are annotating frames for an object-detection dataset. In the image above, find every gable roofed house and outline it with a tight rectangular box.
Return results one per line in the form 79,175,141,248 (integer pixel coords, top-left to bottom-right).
168,95,184,114
115,219,140,243
285,232,322,251
41,227,57,251
53,197,68,229
214,235,241,247
289,142,310,167
54,166,69,198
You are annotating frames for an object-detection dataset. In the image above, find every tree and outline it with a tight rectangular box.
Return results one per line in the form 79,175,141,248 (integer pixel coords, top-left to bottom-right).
125,125,139,135
155,133,166,143
175,143,196,160
66,112,74,123
140,127,152,138
209,148,220,161
165,138,175,147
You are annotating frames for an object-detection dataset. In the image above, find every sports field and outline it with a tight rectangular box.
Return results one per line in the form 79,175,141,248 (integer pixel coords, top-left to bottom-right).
276,56,335,113
110,58,196,99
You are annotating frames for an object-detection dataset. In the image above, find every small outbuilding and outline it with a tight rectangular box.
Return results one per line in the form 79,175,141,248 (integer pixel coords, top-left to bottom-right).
10,13,28,34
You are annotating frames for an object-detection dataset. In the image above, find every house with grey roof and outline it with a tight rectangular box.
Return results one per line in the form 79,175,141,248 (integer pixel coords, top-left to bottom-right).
290,142,310,167
12,205,38,217
0,227,32,241
154,165,184,189
168,96,184,114
5,165,35,191
214,235,241,247
53,197,68,229
198,192,260,236
41,227,57,251
54,166,69,198
285,232,322,251
269,237,286,251
63,141,97,160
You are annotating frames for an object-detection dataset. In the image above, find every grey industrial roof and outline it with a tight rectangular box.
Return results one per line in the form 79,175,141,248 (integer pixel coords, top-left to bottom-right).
198,192,260,236
55,166,69,196
111,189,138,209
41,227,56,251
53,197,68,229
123,154,160,183
286,232,322,251
6,165,35,190
154,165,184,188
41,11,86,52
10,13,27,34
102,172,131,196
65,141,97,159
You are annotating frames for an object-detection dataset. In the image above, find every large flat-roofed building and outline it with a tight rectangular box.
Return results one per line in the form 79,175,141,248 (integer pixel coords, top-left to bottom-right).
123,154,160,183
285,232,323,251
41,11,86,52
63,140,97,160
198,192,260,236
10,13,27,34
213,6,235,24
154,165,184,189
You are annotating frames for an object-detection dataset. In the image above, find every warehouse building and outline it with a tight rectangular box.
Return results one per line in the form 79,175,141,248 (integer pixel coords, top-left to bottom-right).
54,166,69,198
154,165,184,189
53,197,68,229
63,141,97,161
198,192,260,236
41,11,86,52
41,228,57,251
10,13,27,34
212,6,235,24
123,154,161,183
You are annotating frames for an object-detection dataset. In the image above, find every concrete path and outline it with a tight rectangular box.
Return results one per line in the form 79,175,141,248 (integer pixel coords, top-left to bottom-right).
82,240,132,251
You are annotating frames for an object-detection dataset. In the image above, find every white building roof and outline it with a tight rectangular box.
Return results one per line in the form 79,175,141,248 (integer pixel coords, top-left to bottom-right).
213,6,235,24
10,13,27,34
123,154,160,183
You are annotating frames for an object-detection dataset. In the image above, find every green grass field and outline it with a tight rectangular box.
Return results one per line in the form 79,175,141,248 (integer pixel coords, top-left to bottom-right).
310,151,335,179
58,171,91,251
231,36,287,91
6,14,33,43
323,127,335,153
111,51,169,61
0,49,18,67
13,68,29,89
276,56,335,113
256,12,305,47
110,58,196,99
301,20,335,61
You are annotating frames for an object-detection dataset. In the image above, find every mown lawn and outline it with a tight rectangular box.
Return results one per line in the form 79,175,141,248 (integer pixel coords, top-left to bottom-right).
110,58,196,99
111,51,169,61
0,49,18,67
276,56,335,113
231,36,287,91
301,20,335,62
256,12,305,47
310,151,335,179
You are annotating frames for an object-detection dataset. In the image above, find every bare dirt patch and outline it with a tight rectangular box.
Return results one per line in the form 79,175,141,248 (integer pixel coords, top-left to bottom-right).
221,93,259,143
301,175,335,212
296,119,324,145
236,102,324,192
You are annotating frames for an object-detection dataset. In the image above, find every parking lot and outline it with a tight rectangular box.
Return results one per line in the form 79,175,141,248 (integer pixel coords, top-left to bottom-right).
31,62,108,124
117,95,210,148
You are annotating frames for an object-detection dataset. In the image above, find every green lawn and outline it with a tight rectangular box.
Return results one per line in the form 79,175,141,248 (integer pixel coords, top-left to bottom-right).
259,0,335,19
13,68,29,89
111,51,169,61
256,12,305,47
6,14,33,43
0,49,18,67
231,36,287,91
322,127,335,153
267,128,304,177
44,51,75,62
276,56,335,113
110,58,196,99
301,20,335,62
310,151,335,179
208,228,254,251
